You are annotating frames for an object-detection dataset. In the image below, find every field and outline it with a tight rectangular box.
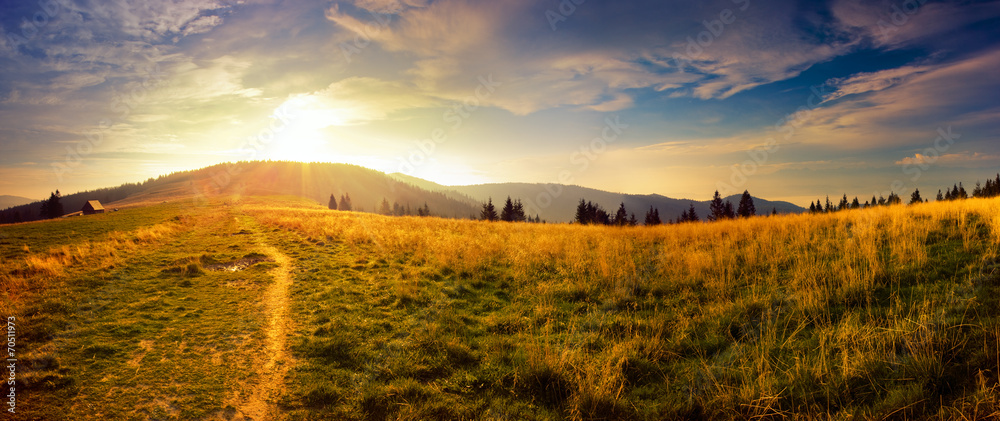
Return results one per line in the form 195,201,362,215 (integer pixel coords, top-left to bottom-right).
2,196,1000,420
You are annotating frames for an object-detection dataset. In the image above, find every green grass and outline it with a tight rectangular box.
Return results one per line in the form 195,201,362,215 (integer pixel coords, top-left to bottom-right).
3,196,999,420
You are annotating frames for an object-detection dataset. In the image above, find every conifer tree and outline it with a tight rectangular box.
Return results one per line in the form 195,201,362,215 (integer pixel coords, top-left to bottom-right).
709,190,727,221
378,198,392,215
909,188,923,205
809,202,816,213
644,206,662,225
575,199,588,224
936,189,944,201
614,202,629,226
339,193,352,211
328,194,337,210
512,199,526,222
500,196,515,222
737,190,755,218
838,194,849,211
723,201,735,219
481,197,498,221
851,197,860,209
687,203,700,222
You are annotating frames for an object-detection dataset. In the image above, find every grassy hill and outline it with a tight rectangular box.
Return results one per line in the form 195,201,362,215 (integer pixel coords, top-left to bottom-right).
2,194,998,419
394,179,805,222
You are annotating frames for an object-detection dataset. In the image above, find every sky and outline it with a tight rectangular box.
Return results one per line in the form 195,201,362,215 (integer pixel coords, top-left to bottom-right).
1,0,999,206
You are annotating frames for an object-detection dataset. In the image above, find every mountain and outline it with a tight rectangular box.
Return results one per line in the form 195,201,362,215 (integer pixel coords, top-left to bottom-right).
0,161,804,224
0,195,34,209
406,182,805,222
0,162,481,223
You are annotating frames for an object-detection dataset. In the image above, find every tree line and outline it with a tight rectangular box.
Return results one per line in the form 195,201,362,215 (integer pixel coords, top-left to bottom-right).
808,173,1000,213
480,197,543,223
329,193,434,217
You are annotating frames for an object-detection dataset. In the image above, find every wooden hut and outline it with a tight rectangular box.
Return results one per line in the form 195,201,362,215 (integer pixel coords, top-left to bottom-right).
82,200,105,215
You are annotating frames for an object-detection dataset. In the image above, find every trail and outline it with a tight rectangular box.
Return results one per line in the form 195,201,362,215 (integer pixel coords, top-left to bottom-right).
236,243,294,421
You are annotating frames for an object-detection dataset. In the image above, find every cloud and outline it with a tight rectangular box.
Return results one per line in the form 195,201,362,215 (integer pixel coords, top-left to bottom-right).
896,152,1000,167
822,64,931,103
278,77,439,126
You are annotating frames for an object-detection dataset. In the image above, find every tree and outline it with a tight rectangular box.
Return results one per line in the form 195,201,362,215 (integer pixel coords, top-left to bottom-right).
909,188,923,205
809,202,816,213
512,199,526,222
824,196,833,213
936,189,944,201
886,192,901,205
417,202,430,217
40,190,63,219
613,202,629,226
644,206,661,226
500,196,516,222
481,198,498,221
378,198,392,215
958,182,968,199
628,213,638,226
328,194,337,210
723,201,736,219
737,190,755,218
771,207,777,216
680,203,700,222
851,197,860,209
838,194,849,211
574,199,588,224
339,193,352,211
709,190,727,221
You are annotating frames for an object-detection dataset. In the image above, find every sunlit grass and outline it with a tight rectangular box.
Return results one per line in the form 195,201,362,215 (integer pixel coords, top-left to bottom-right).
3,196,999,419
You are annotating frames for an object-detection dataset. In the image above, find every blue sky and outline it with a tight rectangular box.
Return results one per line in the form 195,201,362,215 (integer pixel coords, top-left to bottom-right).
1,0,999,205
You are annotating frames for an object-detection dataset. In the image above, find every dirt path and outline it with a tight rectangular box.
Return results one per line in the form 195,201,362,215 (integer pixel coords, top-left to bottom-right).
236,243,294,420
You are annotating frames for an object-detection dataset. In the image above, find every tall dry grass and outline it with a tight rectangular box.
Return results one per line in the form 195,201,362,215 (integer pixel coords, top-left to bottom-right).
247,197,1000,418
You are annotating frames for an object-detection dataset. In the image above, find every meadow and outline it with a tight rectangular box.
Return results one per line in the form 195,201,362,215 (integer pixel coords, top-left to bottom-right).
2,195,999,420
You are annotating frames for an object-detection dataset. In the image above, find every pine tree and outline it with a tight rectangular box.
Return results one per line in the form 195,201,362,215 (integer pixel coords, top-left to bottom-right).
512,199,526,222
824,196,833,212
687,203,700,222
378,198,392,215
644,206,662,226
500,196,515,222
771,207,777,216
628,213,638,226
723,201,735,219
851,197,860,209
737,190,755,218
339,193,352,211
909,188,922,205
328,194,337,210
575,199,588,224
809,202,816,213
838,194,849,211
40,190,63,219
871,196,877,207
709,190,726,221
481,198,498,221
936,189,944,201
958,182,967,199
614,202,629,226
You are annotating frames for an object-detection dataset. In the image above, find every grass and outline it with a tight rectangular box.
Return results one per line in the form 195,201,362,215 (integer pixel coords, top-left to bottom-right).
2,195,999,419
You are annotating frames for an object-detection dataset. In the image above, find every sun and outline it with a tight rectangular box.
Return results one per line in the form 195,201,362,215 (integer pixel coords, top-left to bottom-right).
265,97,343,162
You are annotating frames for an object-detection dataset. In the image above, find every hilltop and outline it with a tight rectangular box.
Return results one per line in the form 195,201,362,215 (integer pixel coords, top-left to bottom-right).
2,161,803,224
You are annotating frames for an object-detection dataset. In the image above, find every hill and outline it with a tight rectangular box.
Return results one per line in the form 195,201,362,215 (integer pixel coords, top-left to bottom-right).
403,180,805,222
0,195,34,209
0,161,481,223
1,162,803,224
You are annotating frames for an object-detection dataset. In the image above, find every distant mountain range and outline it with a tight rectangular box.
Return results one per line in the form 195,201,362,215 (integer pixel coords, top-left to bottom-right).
389,173,805,222
0,161,804,224
0,195,34,210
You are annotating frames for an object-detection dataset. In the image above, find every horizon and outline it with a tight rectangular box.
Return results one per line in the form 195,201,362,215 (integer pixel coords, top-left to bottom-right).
2,0,999,207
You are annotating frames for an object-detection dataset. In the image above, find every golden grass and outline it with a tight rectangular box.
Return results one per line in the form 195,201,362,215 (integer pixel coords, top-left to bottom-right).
241,196,1000,418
